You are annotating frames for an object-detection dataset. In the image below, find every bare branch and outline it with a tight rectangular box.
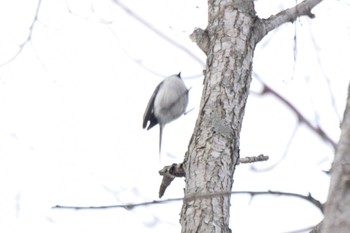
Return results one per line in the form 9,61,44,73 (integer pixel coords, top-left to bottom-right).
255,0,323,42
254,74,337,149
234,190,324,213
158,154,269,197
237,154,269,164
53,198,183,210
0,0,42,67
112,0,205,66
158,163,185,198
52,189,323,213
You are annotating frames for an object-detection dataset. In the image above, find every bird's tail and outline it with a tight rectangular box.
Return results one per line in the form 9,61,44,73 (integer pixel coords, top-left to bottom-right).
159,125,163,161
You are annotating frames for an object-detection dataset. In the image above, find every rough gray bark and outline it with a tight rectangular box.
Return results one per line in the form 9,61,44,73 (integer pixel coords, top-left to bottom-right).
180,1,256,233
322,83,350,232
180,0,323,232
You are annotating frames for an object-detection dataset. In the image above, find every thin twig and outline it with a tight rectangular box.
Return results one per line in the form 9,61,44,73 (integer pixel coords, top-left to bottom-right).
251,124,299,172
53,190,323,213
234,190,324,213
253,73,336,149
309,32,342,121
112,0,205,66
0,0,42,67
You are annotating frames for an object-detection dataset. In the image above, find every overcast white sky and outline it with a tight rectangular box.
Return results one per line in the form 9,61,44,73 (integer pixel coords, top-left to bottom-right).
0,0,349,232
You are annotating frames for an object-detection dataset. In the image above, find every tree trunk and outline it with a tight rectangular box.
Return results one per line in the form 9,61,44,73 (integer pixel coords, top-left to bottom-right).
180,1,256,232
322,83,350,232
180,0,323,232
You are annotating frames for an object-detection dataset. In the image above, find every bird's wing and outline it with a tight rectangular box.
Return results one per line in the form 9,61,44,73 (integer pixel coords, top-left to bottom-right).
143,82,162,129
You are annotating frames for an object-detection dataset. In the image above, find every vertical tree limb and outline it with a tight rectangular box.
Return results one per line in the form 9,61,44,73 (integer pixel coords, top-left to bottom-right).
182,0,325,232
322,83,350,232
180,1,256,232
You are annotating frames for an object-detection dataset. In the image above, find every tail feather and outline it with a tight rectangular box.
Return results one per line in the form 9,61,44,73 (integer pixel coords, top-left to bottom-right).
159,125,163,160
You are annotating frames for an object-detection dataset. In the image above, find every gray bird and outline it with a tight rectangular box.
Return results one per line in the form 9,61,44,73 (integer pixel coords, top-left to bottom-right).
143,72,189,155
